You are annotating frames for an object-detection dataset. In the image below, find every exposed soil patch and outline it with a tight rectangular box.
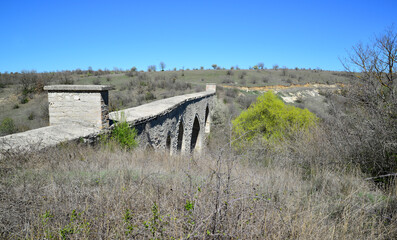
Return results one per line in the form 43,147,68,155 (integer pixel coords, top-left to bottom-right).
221,83,344,92
223,83,344,119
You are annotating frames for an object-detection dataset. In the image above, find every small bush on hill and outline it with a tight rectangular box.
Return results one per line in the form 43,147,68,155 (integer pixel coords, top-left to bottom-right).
0,117,17,136
111,120,138,150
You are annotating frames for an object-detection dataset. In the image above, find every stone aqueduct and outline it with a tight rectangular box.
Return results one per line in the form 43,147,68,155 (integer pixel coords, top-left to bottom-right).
0,84,216,155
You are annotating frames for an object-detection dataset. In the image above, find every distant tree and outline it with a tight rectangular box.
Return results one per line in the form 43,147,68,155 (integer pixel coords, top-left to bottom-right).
113,67,120,73
281,66,288,76
20,70,37,94
130,67,137,72
258,62,264,69
200,66,204,70
272,64,279,70
253,65,258,70
148,65,156,72
88,66,93,74
212,64,217,70
160,62,166,71
75,68,83,75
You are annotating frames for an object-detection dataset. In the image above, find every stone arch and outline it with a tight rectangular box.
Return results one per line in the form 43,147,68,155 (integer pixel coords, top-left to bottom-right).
190,116,201,152
204,104,210,133
176,120,184,152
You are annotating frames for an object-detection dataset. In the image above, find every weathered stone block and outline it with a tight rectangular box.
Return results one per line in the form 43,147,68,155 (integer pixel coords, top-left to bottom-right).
44,85,113,129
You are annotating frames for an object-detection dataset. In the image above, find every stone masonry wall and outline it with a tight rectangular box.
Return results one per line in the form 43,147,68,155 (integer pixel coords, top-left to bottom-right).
48,91,109,129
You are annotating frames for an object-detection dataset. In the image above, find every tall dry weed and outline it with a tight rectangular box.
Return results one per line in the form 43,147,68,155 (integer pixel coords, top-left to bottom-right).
1,138,396,239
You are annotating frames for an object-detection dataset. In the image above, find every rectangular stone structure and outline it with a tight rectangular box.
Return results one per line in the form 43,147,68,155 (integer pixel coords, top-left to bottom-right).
206,83,216,92
44,85,114,129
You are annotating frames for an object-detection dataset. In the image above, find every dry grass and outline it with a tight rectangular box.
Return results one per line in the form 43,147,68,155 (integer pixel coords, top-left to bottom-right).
1,134,396,239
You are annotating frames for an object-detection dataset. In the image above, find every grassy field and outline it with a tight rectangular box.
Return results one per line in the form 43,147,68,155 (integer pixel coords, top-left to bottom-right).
0,68,353,136
1,128,396,239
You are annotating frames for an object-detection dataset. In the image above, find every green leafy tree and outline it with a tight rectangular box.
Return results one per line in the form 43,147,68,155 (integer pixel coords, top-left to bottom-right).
232,91,318,144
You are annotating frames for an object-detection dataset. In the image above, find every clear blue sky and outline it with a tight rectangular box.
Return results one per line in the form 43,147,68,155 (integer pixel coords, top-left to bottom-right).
1,0,396,73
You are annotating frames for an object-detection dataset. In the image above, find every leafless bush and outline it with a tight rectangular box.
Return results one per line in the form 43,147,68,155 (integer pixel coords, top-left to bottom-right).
194,85,205,92
225,88,238,98
59,74,74,85
239,71,247,79
92,78,101,85
250,76,258,84
222,77,233,84
137,72,150,82
237,94,257,109
336,26,397,177
281,66,288,76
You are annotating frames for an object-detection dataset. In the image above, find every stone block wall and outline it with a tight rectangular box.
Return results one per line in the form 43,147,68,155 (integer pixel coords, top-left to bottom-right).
44,85,113,129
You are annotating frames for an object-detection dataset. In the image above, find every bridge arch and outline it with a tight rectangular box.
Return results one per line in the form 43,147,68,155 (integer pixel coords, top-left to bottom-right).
190,115,202,152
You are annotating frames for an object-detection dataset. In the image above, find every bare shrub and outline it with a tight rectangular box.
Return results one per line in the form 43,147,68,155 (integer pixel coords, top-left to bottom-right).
237,94,257,109
336,26,397,177
92,78,101,85
281,66,288,76
262,76,270,83
59,74,74,85
225,88,238,98
222,77,233,84
239,71,247,79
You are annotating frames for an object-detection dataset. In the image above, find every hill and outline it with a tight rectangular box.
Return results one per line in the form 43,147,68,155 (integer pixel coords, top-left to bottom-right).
0,68,353,136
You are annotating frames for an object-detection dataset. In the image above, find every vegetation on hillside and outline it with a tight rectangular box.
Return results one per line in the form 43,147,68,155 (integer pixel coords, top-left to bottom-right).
0,27,396,239
0,65,352,136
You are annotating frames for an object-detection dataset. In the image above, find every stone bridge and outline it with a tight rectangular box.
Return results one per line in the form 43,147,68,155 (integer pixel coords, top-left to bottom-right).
0,84,216,156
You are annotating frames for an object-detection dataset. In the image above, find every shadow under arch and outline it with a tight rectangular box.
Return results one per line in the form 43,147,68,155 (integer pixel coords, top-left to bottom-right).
176,120,184,151
204,104,210,133
190,116,200,151
166,132,171,150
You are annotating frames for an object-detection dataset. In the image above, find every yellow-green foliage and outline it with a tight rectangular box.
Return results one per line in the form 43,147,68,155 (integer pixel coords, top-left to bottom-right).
232,91,318,144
